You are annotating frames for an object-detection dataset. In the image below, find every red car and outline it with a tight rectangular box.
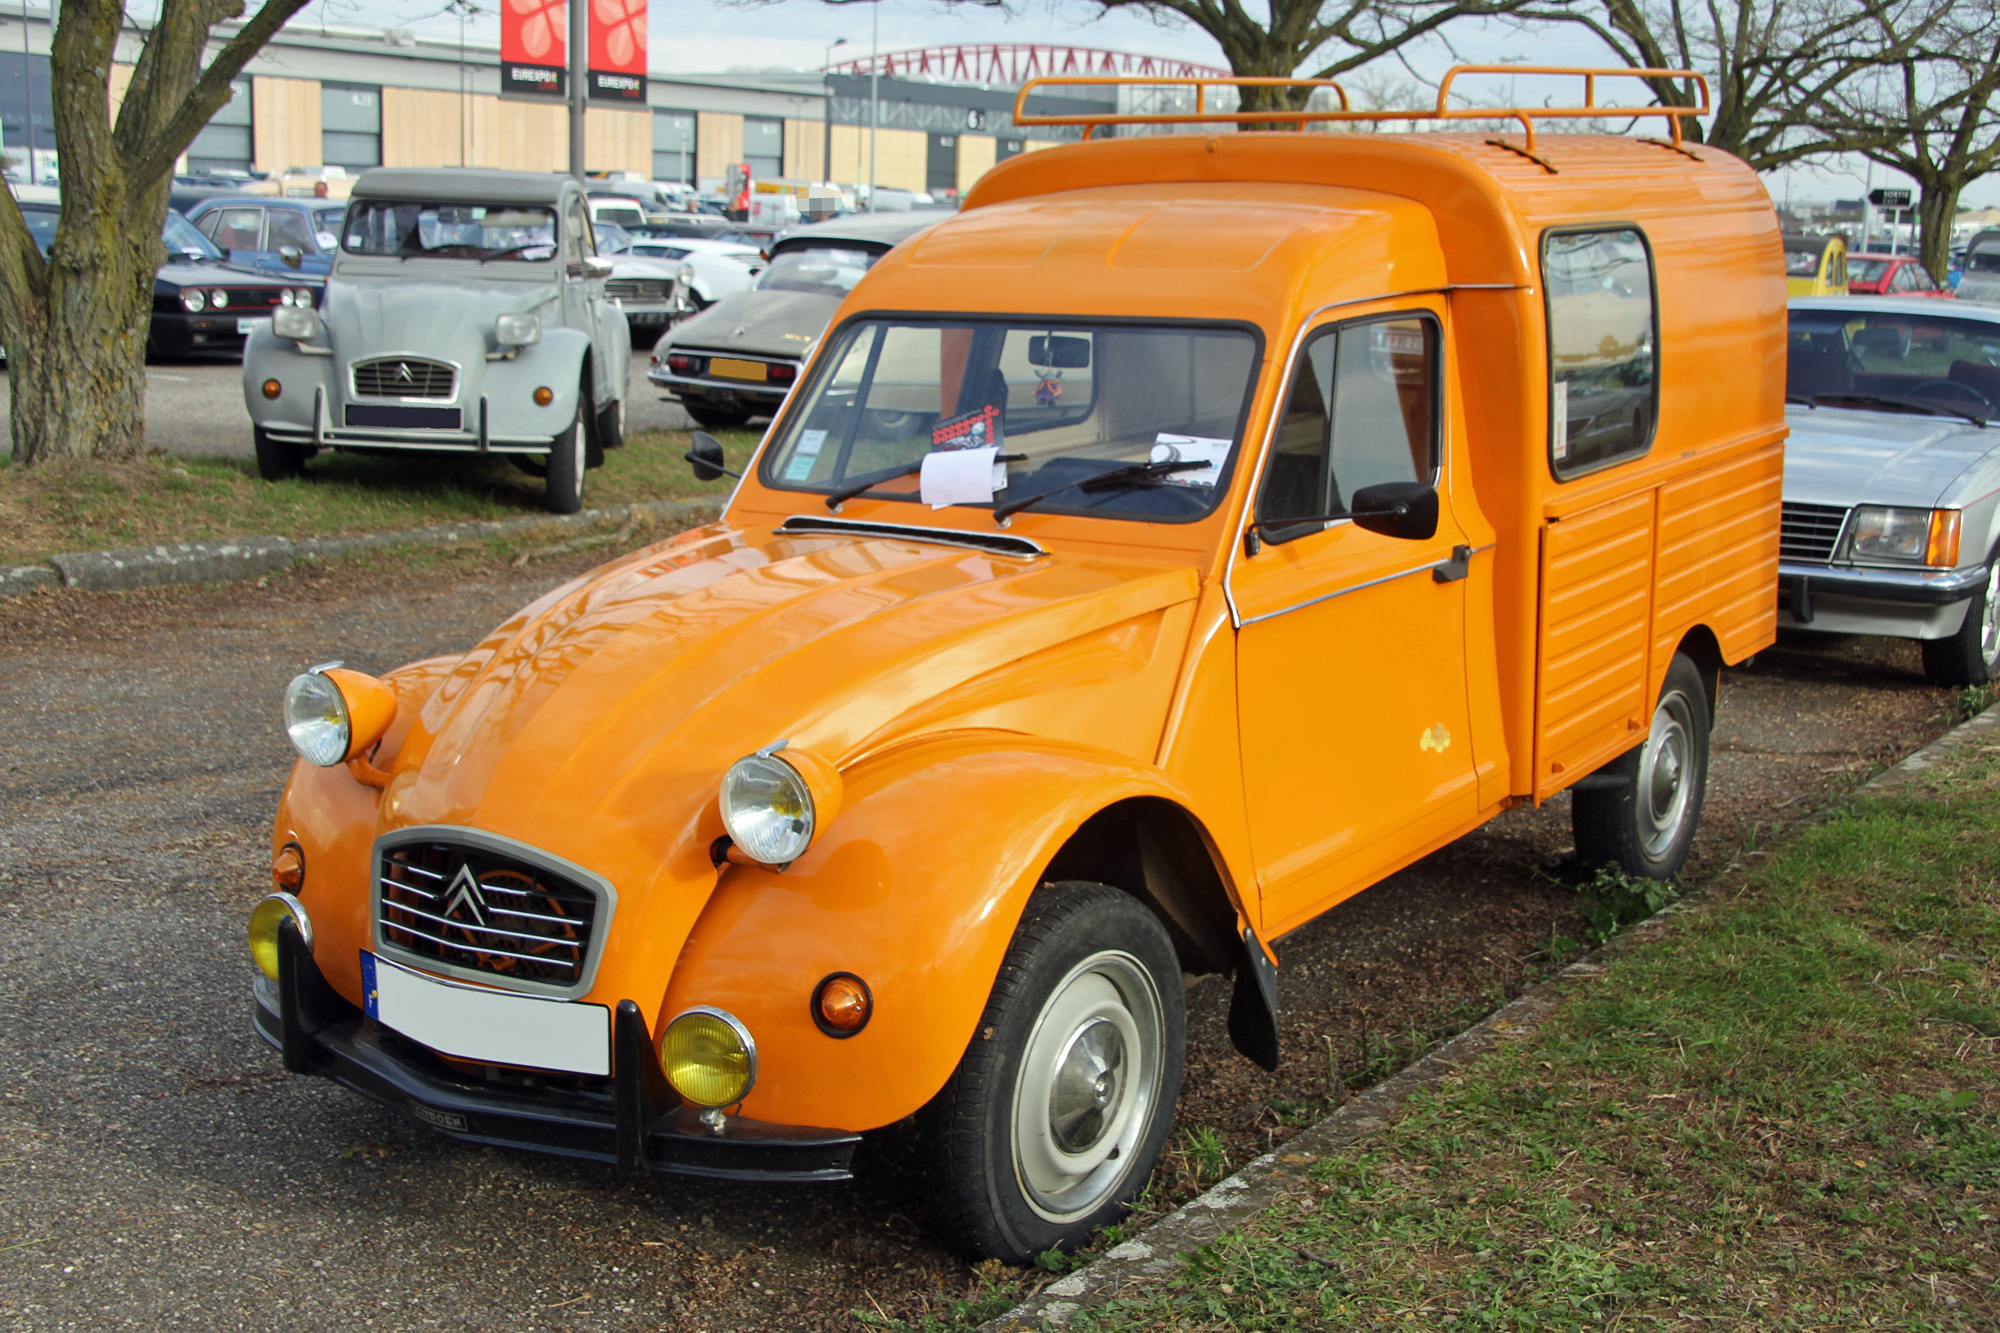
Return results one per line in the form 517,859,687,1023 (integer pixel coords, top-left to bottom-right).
1848,253,1954,298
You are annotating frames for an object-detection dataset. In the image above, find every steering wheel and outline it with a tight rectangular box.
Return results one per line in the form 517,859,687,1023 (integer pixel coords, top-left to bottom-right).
1907,379,1994,409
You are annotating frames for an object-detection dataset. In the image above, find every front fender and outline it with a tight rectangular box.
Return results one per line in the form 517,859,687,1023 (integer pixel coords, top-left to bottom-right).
657,731,1224,1133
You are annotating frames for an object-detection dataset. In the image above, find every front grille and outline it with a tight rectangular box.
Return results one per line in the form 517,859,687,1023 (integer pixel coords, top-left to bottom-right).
1780,501,1849,564
606,278,674,302
376,835,608,996
352,357,457,399
217,287,290,310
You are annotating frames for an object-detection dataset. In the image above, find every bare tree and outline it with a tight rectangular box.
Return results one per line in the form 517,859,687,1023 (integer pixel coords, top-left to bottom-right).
0,0,313,465
1517,0,1951,169
1082,0,1565,119
1820,5,2000,278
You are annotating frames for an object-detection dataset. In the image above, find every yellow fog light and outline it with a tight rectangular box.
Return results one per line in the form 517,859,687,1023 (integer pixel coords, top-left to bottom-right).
262,379,282,399
660,1007,756,1108
533,386,554,406
248,891,312,981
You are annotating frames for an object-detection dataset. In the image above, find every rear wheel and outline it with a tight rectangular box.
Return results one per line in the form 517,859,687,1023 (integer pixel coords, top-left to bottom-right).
919,882,1184,1265
1921,553,2000,686
1572,652,1710,880
544,390,586,514
253,426,309,481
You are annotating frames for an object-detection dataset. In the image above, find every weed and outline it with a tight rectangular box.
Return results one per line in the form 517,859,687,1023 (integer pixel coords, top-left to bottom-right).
1572,865,1677,945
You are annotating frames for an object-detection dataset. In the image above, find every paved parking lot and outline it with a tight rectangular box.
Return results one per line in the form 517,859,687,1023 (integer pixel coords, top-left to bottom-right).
0,548,1967,1333
0,346,690,458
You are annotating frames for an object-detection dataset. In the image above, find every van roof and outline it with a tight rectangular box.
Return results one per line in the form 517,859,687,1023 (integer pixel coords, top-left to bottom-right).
352,168,573,206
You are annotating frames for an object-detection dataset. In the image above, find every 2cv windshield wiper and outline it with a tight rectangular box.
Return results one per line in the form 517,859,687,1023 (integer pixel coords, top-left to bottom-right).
823,453,1025,510
1810,392,1988,428
990,459,1208,523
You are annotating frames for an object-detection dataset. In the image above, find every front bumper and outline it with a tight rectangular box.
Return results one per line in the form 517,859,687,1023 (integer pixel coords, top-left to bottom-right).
252,920,860,1183
1779,560,1983,638
150,310,267,354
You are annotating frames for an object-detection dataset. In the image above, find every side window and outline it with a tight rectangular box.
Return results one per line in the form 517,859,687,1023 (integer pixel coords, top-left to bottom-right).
211,207,264,252
561,203,584,269
1256,314,1439,542
267,208,313,252
193,211,223,240
1544,227,1657,478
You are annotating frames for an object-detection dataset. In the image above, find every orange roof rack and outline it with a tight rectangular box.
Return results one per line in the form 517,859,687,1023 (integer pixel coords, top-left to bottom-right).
1010,64,1711,154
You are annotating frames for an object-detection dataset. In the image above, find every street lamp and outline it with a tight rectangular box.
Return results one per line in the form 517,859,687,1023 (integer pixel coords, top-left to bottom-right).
824,36,848,191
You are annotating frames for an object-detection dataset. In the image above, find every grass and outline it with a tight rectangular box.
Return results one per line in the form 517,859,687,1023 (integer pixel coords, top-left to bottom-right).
0,427,762,565
1063,747,2000,1331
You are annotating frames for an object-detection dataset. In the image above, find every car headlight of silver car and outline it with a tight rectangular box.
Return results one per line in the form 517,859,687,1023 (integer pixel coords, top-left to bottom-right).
182,289,206,313
495,313,542,348
271,304,319,341
1849,505,1961,566
718,743,845,867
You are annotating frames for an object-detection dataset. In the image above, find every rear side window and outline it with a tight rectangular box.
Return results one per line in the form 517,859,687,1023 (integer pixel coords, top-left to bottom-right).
1545,228,1657,478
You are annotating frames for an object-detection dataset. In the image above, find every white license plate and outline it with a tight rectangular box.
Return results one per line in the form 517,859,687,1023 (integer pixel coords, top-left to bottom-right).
361,951,610,1075
236,317,268,334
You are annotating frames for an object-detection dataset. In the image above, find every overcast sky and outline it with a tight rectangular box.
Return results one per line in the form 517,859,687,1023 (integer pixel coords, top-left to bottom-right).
264,0,1994,213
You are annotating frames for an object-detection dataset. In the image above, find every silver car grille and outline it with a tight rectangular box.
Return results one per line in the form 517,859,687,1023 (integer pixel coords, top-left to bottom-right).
605,278,675,303
1779,502,1849,564
376,837,605,995
352,357,456,399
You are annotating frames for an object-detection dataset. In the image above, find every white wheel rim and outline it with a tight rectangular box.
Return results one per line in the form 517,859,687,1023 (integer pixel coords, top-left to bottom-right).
1980,560,2000,666
1637,687,1698,860
1010,950,1163,1223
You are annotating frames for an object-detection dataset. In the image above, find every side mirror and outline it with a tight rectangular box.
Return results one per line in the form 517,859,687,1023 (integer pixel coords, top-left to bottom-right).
278,245,303,269
1349,481,1438,542
684,431,741,481
581,255,614,279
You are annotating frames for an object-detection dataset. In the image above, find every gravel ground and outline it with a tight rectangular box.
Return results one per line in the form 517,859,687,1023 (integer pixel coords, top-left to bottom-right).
0,549,1970,1333
0,347,692,460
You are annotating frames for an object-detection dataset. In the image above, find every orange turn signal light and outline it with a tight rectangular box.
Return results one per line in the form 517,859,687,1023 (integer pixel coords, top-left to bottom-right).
533,386,554,406
812,972,872,1038
1926,509,1962,568
272,843,305,890
262,379,282,399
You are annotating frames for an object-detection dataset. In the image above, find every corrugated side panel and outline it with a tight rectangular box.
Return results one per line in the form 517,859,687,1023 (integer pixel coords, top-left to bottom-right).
1534,490,1655,802
1654,440,1784,674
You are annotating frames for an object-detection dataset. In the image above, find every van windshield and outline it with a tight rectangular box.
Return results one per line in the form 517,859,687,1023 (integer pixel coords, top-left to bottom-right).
761,319,1259,524
342,201,556,261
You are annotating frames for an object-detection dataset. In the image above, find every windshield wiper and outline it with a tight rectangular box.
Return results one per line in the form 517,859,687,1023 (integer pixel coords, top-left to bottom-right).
991,459,1207,524
1811,392,1987,428
823,453,1024,510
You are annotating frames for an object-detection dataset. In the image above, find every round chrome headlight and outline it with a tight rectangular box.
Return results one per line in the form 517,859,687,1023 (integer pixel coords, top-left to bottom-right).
283,668,350,766
182,289,206,313
278,288,296,306
719,751,813,864
659,1007,756,1108
210,288,229,309
248,891,312,981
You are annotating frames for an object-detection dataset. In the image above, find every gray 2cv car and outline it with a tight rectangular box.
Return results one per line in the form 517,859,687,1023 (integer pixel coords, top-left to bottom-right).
242,168,630,513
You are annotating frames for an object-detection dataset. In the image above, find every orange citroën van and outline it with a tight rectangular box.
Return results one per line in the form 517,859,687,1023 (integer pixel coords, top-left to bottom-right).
250,69,1784,1264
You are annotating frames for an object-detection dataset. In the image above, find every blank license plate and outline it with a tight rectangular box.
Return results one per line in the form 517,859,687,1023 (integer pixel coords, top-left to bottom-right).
236,317,268,334
361,951,610,1075
709,358,769,382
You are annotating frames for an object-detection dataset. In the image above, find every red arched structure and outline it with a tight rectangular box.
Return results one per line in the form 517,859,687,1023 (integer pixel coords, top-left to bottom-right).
826,43,1228,85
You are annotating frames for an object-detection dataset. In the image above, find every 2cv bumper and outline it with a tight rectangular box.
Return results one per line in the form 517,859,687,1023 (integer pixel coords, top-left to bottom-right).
251,920,860,1183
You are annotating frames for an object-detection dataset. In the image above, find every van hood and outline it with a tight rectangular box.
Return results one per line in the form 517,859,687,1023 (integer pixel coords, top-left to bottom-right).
666,287,840,360
1783,404,1999,509
382,521,1199,1002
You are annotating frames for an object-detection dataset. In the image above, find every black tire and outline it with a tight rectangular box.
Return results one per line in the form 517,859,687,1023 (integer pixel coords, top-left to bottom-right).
1572,652,1710,880
919,882,1185,1265
253,426,308,481
683,400,752,430
544,392,586,514
1921,553,2000,686
595,394,626,453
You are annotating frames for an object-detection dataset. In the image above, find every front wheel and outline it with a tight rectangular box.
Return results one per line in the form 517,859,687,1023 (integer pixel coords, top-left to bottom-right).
1572,652,1710,880
544,393,586,514
919,882,1185,1265
595,394,625,454
253,426,309,481
1921,554,2000,686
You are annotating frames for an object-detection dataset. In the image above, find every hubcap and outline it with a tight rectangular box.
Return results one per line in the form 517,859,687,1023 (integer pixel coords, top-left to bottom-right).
1011,951,1163,1223
1636,687,1698,860
1980,561,2000,667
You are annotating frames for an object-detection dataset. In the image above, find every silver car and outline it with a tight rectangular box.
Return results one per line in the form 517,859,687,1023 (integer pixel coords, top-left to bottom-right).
1782,295,2000,683
242,168,631,513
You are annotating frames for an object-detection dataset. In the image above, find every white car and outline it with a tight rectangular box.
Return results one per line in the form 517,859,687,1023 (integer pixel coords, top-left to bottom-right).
624,236,764,309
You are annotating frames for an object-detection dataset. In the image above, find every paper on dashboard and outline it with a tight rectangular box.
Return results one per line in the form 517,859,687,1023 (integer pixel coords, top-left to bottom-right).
1150,434,1232,486
920,445,1003,509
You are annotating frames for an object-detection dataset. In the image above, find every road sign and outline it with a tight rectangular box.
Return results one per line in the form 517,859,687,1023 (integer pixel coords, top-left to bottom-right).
1869,188,1913,208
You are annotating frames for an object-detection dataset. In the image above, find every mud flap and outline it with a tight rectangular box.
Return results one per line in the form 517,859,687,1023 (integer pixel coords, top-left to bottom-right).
1227,925,1280,1071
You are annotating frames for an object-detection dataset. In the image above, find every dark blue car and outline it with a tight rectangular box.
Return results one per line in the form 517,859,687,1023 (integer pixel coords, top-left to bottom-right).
185,195,347,278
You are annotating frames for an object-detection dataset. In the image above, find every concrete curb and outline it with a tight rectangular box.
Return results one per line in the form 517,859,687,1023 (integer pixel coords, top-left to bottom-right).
2,495,726,597
979,701,2000,1331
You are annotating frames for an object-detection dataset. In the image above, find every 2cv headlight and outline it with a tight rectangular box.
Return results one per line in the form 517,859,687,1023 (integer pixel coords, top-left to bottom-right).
495,313,542,348
720,751,815,864
660,1007,757,1108
282,663,398,767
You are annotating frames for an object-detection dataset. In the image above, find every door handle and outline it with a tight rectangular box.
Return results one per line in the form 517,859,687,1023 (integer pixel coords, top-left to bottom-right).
1432,544,1472,583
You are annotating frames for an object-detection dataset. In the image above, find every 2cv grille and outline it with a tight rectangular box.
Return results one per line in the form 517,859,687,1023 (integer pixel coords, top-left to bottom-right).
352,357,457,399
374,835,610,996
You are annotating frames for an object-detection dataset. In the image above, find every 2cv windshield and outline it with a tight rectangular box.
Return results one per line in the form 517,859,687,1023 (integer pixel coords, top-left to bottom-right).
762,319,1260,523
342,201,557,262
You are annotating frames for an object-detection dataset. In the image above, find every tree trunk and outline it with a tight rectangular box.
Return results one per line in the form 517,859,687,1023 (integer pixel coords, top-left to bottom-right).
6,206,156,464
1912,177,1962,283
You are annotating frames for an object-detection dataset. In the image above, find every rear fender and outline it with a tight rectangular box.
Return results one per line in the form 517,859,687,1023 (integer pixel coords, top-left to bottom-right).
655,732,1236,1132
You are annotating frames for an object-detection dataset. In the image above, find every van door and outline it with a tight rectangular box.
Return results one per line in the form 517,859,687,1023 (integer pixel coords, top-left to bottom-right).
1231,306,1480,934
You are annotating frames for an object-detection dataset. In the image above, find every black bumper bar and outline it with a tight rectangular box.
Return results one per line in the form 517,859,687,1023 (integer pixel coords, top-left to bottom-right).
254,920,859,1183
